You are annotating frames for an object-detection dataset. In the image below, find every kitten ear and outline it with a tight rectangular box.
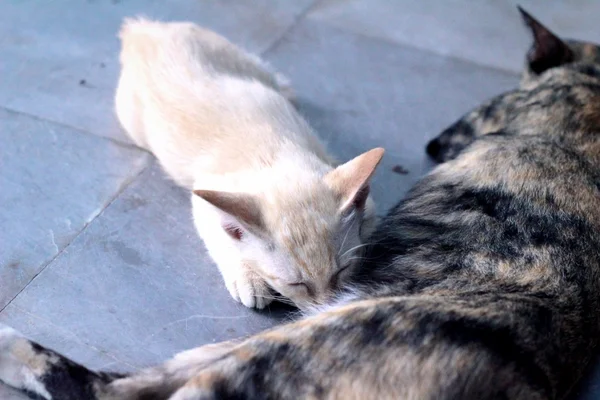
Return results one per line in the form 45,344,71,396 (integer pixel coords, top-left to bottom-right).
518,6,573,74
324,148,384,212
193,190,264,231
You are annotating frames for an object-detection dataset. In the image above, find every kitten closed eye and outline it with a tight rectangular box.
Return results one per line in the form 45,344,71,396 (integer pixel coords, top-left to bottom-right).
335,265,350,278
289,282,311,294
330,265,350,288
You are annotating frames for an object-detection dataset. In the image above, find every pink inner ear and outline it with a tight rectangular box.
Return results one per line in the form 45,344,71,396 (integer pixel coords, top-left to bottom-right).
224,224,243,240
353,185,370,210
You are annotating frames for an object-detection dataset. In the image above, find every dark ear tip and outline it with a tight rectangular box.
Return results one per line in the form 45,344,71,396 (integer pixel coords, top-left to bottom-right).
193,189,219,203
353,185,370,210
517,5,534,24
426,138,441,158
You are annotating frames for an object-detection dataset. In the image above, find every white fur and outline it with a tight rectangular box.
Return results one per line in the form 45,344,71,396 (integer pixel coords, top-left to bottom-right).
303,287,363,316
115,18,382,310
0,325,52,400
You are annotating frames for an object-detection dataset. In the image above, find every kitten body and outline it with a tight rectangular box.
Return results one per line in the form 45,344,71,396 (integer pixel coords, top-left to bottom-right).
3,8,600,400
115,19,384,309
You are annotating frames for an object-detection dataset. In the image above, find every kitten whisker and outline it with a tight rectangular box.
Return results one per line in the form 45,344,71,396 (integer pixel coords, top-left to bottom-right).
257,294,296,306
340,242,372,259
338,217,358,257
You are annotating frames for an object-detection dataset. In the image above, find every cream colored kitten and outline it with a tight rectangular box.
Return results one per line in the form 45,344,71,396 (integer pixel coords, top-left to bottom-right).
115,18,384,310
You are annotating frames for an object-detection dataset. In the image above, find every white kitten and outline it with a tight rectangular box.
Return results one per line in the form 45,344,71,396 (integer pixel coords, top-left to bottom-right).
115,18,384,310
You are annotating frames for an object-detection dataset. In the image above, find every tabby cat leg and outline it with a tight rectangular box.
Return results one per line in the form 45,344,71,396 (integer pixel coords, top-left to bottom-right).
0,324,120,400
0,324,239,400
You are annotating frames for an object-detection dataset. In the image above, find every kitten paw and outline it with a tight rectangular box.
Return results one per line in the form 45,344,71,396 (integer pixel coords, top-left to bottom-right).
224,272,273,310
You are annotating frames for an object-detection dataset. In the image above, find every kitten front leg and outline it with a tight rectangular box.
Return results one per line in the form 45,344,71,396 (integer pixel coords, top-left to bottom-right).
234,266,272,310
192,194,274,309
213,248,273,310
194,220,272,309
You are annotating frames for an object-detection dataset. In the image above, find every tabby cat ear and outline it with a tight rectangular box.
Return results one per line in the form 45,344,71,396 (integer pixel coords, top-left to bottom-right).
518,6,573,75
324,148,384,212
193,190,264,232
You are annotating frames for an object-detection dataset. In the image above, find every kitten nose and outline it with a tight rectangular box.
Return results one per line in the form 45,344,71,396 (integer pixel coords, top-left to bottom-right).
316,288,335,306
426,138,442,159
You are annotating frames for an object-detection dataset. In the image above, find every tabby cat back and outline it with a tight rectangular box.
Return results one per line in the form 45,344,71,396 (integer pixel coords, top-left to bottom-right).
1,7,599,400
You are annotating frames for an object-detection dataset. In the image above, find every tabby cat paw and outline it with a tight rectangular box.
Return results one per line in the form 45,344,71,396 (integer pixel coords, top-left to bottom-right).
0,325,39,396
0,323,23,356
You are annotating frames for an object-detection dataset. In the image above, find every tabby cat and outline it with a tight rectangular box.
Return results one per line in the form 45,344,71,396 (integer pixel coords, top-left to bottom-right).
1,7,599,400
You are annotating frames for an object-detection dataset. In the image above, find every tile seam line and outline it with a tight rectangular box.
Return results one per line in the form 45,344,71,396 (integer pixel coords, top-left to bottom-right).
0,0,322,312
260,0,324,56
0,161,151,314
300,16,522,77
8,303,140,371
0,105,146,153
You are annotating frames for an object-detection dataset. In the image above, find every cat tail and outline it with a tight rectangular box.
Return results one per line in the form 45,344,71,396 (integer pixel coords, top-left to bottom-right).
0,324,123,400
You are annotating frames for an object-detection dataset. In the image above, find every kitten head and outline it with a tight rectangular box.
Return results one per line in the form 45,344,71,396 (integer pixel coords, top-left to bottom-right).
194,148,384,311
518,6,600,86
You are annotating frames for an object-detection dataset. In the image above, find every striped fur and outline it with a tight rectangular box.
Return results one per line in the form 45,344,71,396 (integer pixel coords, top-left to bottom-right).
2,7,600,400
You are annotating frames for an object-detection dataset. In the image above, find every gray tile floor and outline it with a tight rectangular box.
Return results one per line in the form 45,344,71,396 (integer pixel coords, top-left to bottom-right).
1,1,599,398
